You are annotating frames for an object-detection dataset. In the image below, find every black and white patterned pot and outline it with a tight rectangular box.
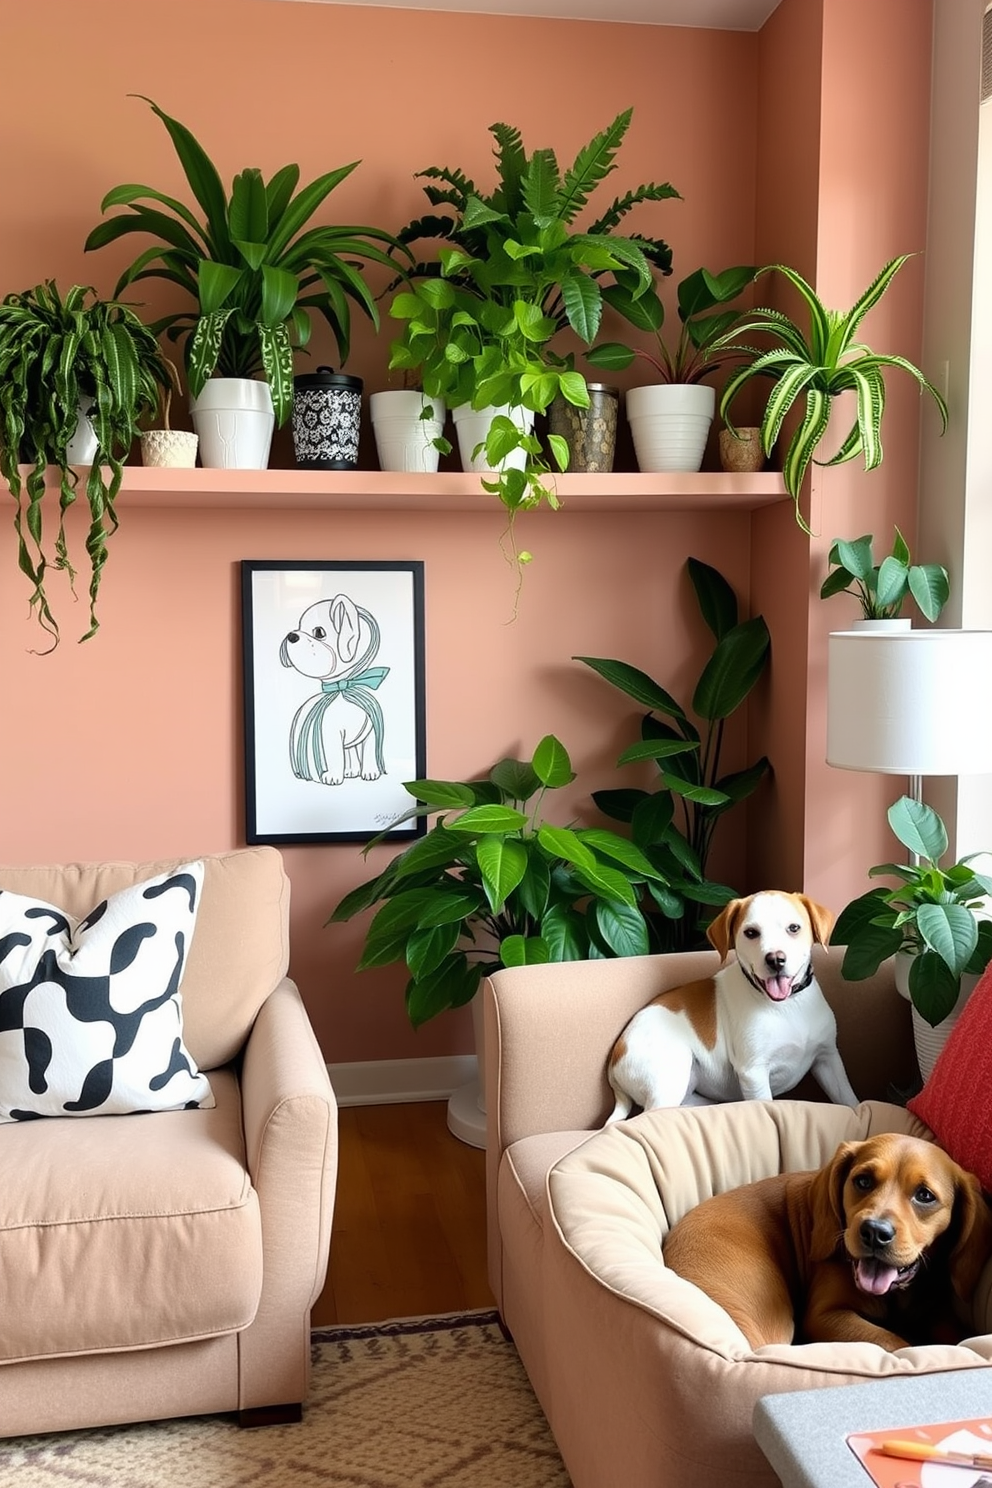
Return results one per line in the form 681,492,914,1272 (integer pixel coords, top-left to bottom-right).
292,367,363,470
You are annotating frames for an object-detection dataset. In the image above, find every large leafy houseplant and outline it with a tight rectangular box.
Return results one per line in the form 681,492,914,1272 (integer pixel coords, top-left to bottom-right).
84,96,408,428
328,734,661,1027
585,263,755,384
576,558,771,952
716,257,948,520
387,108,678,525
832,796,992,1027
0,280,174,650
820,527,949,623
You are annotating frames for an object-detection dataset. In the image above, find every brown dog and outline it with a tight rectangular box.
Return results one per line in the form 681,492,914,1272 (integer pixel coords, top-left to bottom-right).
663,1132,992,1350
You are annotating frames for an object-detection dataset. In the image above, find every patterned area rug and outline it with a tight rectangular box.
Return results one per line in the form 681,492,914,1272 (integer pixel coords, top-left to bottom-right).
0,1310,572,1487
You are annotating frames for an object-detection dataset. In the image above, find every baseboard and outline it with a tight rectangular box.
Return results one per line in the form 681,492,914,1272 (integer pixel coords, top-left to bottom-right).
327,1054,478,1107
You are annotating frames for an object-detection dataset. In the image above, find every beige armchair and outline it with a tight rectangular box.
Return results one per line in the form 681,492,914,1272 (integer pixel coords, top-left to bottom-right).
0,847,337,1439
484,948,992,1488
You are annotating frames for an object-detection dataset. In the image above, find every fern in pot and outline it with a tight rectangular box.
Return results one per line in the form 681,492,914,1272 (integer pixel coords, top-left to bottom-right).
0,280,174,649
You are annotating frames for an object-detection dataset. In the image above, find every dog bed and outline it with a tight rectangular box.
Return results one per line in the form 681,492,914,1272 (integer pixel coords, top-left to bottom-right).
542,1099,992,1488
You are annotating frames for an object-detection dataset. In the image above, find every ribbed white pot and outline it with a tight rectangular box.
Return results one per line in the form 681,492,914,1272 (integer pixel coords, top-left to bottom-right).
894,950,979,1082
370,391,446,474
626,383,715,473
452,403,534,475
191,378,274,470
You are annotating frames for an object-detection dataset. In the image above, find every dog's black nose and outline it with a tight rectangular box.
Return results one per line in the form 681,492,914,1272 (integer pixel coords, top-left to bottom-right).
287,632,300,644
859,1217,896,1250
765,950,786,971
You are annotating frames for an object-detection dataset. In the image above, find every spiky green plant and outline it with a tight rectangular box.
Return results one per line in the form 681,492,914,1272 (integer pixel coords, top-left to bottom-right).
388,108,678,529
85,96,409,427
0,281,174,650
716,257,948,522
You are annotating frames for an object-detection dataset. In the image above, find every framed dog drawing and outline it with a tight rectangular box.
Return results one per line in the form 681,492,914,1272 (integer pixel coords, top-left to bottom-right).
241,560,426,844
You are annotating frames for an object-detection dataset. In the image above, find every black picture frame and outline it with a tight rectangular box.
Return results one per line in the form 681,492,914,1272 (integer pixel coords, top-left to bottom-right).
241,560,426,844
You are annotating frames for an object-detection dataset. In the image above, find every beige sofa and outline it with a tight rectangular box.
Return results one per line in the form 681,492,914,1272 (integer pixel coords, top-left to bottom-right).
0,847,337,1439
484,947,992,1488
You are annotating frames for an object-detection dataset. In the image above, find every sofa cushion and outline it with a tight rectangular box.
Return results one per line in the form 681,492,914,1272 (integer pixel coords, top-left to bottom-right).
0,848,290,1069
0,1067,262,1362
908,964,992,1192
0,861,213,1121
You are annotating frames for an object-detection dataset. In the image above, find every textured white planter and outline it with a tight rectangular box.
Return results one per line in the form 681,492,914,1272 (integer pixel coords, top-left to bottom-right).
452,403,534,475
65,398,98,465
191,378,274,470
894,950,979,1082
370,391,446,474
626,383,715,473
141,429,199,468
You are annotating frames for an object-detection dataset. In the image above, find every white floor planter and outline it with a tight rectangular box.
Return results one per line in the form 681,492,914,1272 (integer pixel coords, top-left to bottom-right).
370,391,446,473
626,383,715,473
452,403,534,475
191,378,274,470
895,951,979,1082
446,990,486,1150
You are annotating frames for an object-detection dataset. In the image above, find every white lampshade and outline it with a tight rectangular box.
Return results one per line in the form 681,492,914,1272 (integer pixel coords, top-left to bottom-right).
827,629,992,776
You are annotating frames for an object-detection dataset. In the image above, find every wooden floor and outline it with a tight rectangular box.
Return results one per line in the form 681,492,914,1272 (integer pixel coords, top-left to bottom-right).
314,1100,495,1325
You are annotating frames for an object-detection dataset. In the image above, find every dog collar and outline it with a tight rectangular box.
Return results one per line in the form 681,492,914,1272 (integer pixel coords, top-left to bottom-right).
321,668,388,695
740,957,815,999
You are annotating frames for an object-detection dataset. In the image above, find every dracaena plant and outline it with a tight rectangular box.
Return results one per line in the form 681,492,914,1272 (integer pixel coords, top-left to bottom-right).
84,96,409,428
832,796,992,1027
576,558,771,953
328,734,661,1028
820,527,950,623
387,108,677,527
716,257,948,522
0,281,174,650
585,263,755,384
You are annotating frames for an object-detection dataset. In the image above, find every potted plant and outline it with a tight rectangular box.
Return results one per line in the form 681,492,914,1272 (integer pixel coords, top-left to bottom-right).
387,107,677,550
0,280,175,650
575,558,771,951
831,795,992,1077
85,96,409,469
585,263,756,472
820,527,950,628
715,257,948,523
328,733,663,1028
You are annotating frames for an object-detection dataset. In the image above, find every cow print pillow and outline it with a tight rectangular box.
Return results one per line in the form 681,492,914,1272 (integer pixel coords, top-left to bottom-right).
0,862,214,1121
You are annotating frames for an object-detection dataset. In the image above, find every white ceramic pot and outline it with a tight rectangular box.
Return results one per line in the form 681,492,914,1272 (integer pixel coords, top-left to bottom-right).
190,378,274,469
849,618,912,633
625,383,715,473
65,397,98,465
894,950,979,1082
369,391,446,474
452,403,534,475
141,429,199,469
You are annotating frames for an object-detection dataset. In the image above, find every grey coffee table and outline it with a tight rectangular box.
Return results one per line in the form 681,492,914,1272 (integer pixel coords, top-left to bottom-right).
754,1370,992,1488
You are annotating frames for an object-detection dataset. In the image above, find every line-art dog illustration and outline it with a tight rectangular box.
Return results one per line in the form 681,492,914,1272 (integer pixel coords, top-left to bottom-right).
279,594,389,786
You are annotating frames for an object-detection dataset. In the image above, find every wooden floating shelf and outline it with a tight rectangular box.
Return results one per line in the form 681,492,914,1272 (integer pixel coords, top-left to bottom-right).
28,466,789,514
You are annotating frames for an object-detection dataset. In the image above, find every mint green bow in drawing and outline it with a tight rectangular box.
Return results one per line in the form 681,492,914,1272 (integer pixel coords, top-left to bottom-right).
292,667,390,781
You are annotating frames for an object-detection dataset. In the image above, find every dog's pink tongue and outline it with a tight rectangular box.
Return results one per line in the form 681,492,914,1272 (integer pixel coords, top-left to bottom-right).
855,1258,901,1295
764,975,793,1001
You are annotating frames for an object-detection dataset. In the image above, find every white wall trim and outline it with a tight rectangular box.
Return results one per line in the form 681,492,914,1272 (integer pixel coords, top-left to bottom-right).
328,1054,477,1107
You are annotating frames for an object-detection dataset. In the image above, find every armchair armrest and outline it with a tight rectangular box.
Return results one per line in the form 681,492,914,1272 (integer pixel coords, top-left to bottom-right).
237,976,337,1411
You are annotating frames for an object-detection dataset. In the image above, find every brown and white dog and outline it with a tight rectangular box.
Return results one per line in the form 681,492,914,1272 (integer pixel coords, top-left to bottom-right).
605,891,858,1122
663,1132,992,1350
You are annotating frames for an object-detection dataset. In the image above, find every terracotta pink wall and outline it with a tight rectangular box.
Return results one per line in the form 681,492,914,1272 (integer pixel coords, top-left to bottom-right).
747,0,935,911
0,0,766,1063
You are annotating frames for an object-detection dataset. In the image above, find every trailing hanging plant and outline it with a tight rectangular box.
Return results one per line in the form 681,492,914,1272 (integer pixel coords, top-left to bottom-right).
576,558,771,952
820,526,949,623
716,257,948,522
388,108,678,532
328,734,661,1027
0,280,174,649
85,96,410,428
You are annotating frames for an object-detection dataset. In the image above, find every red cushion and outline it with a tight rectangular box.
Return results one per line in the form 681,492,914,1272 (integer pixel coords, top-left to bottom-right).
908,962,992,1192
